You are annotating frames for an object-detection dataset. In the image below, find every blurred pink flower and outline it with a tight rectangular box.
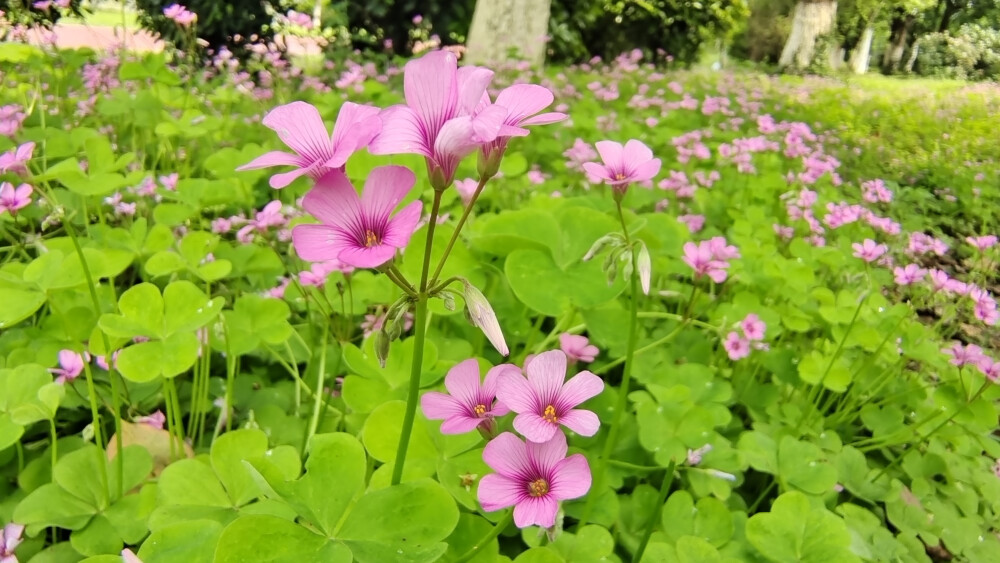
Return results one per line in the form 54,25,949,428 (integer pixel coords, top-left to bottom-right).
0,142,34,175
893,264,927,285
683,241,730,283
0,182,33,215
852,239,887,263
740,314,766,341
559,333,599,364
49,350,85,384
966,235,997,251
724,332,750,360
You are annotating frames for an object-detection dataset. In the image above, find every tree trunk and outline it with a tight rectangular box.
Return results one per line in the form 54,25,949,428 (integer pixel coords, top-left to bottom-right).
779,0,839,69
938,0,960,33
465,0,552,68
849,26,874,74
882,14,914,71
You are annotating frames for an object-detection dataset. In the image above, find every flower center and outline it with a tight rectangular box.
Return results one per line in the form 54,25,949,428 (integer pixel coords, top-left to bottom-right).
542,404,558,423
528,478,549,497
614,172,626,181
364,229,380,247
473,404,487,416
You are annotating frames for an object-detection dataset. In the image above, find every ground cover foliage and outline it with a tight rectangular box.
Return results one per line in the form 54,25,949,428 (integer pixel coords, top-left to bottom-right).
1,38,1000,563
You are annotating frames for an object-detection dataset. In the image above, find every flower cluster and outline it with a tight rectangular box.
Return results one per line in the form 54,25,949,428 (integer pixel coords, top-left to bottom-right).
163,4,197,27
724,314,768,361
421,350,603,528
683,237,740,283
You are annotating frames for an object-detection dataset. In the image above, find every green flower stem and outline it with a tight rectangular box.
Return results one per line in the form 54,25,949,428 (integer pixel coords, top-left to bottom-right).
49,418,58,482
632,462,676,563
392,188,444,486
305,327,330,454
429,176,488,286
222,317,236,433
593,320,688,376
453,510,513,563
579,201,641,528
80,362,110,505
637,311,718,331
385,267,417,297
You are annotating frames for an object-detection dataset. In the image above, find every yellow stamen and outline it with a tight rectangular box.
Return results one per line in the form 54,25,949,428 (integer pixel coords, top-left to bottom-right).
474,404,487,416
614,172,626,181
528,478,549,497
543,405,558,423
364,230,379,247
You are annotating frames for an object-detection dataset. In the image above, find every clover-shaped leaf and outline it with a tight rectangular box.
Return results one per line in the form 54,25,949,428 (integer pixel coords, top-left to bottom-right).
745,491,859,563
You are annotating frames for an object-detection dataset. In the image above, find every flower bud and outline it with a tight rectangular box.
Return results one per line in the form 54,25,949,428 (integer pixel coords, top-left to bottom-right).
374,329,391,368
582,233,622,262
477,147,503,180
636,242,651,295
462,281,508,356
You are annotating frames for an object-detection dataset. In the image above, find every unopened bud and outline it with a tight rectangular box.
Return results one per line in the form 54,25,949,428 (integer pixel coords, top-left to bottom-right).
477,147,502,180
476,417,499,440
636,242,651,295
441,290,456,311
583,233,622,262
427,159,452,191
462,281,508,356
374,329,391,368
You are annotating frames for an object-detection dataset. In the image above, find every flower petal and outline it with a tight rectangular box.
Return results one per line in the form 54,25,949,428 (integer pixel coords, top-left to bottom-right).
470,105,506,144
301,170,362,226
622,139,654,166
631,158,662,183
235,150,304,171
331,102,382,149
558,409,600,437
337,245,397,269
482,432,531,477
420,390,465,421
495,84,554,124
484,364,520,416
360,165,416,224
369,105,432,157
526,431,568,474
513,495,559,529
477,473,524,512
433,116,478,162
549,454,592,501
524,350,567,406
496,370,536,413
442,358,483,411
440,415,486,434
520,112,567,127
403,51,458,137
291,224,350,262
268,166,311,189
513,412,559,443
555,370,604,410
456,65,495,115
262,101,333,163
594,140,625,171
581,162,613,182
380,200,423,249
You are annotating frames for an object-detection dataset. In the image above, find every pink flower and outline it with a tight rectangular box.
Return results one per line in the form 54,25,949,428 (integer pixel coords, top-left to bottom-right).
477,432,591,528
121,548,143,563
158,173,179,191
163,4,197,26
477,83,566,169
893,264,927,285
49,350,85,384
369,51,506,189
2,523,24,563
0,142,34,175
943,342,984,367
852,239,887,263
966,235,998,251
420,359,515,435
496,350,603,443
559,333,599,364
582,139,661,193
687,444,712,465
95,351,119,371
0,182,33,215
135,411,166,430
454,178,478,206
740,314,766,341
292,167,422,269
976,356,1000,382
678,214,705,233
724,332,751,360
682,241,730,283
237,101,381,189
707,236,740,260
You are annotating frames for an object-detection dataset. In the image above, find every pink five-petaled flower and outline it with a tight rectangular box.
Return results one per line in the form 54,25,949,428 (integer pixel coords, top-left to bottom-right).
163,4,197,26
420,359,515,436
369,50,506,189
943,342,985,367
2,523,24,563
0,142,34,175
582,139,661,194
0,182,33,216
682,241,730,283
852,239,887,263
496,350,604,443
966,235,998,251
292,167,422,269
49,350,85,384
477,432,591,529
723,332,750,361
237,101,381,189
477,84,566,173
893,264,927,286
135,411,166,430
740,314,766,341
559,333,599,364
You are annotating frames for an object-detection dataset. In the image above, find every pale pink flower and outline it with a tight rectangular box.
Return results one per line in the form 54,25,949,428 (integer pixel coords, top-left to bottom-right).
0,182,32,215
582,139,661,194
687,444,712,465
558,333,599,364
2,523,25,563
966,235,998,251
852,239,887,263
420,359,515,435
496,350,604,443
893,264,927,285
724,332,750,360
943,342,985,367
0,142,34,175
121,548,143,563
292,167,422,269
454,178,478,206
49,350,85,384
683,241,730,283
678,214,705,233
135,411,166,430
237,101,381,189
740,314,766,341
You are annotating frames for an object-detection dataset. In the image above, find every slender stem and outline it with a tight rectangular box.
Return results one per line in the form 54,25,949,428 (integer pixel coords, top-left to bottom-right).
593,321,688,376
579,201,641,527
391,189,443,486
49,418,58,481
453,510,512,563
222,317,236,432
632,462,676,563
385,267,417,297
429,177,488,286
306,328,330,453
81,360,110,506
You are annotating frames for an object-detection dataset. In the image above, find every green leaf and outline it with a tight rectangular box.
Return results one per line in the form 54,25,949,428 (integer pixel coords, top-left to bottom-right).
13,483,96,530
361,401,438,480
777,437,838,495
338,479,459,553
137,520,224,563
211,429,270,507
674,536,725,563
0,285,45,329
115,332,200,382
54,445,152,509
505,248,625,316
745,491,859,563
70,515,122,557
100,283,164,339
213,515,351,563
513,547,563,563
158,458,232,508
163,281,224,335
